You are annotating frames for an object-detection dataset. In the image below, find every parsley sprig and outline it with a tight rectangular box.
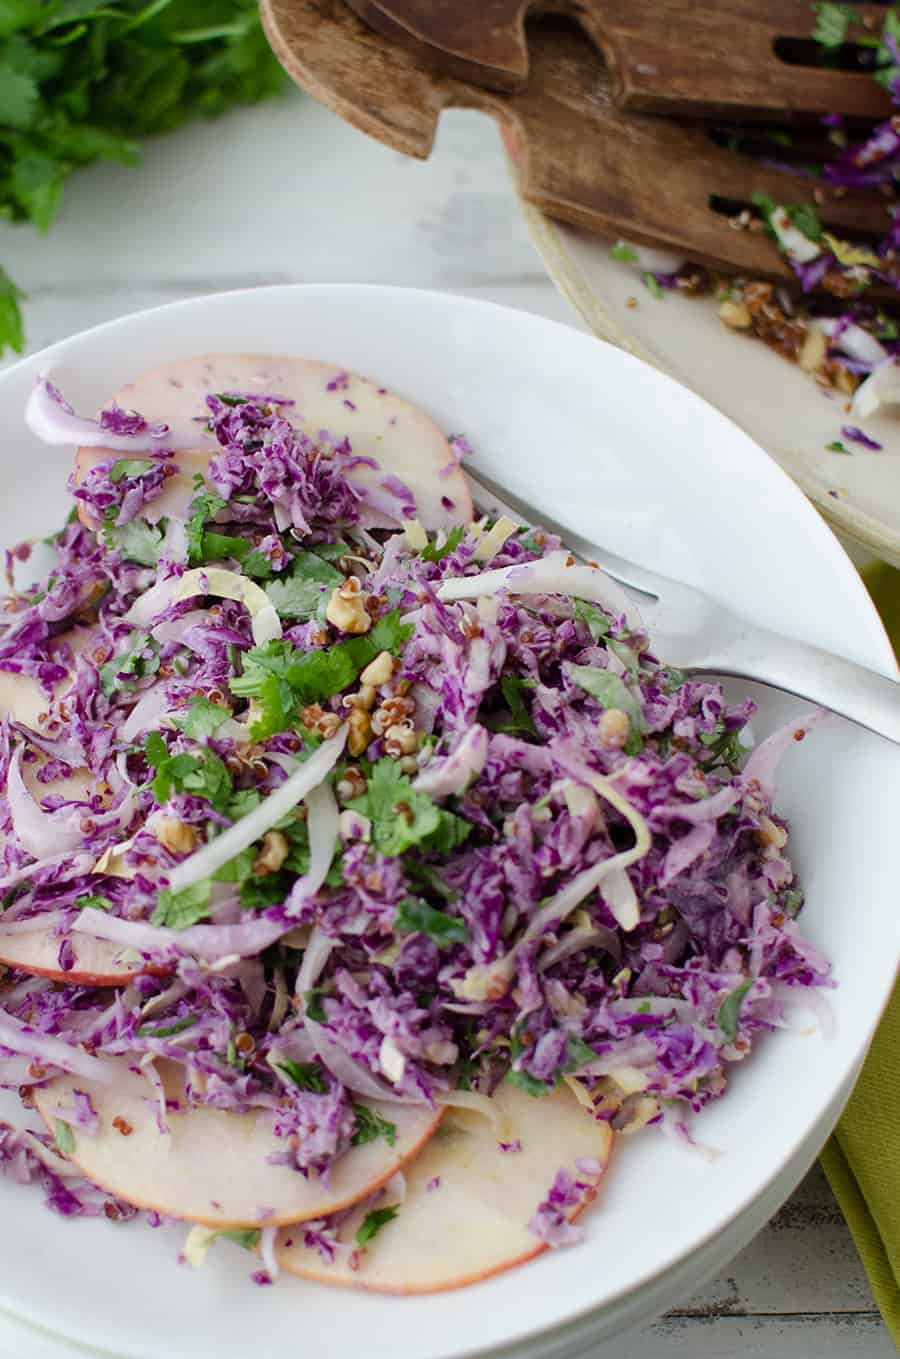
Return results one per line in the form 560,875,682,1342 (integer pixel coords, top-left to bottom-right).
0,1,287,357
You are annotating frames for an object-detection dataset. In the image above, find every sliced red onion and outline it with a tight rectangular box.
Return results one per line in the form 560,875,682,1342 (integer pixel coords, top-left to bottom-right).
259,1226,280,1281
150,609,212,645
820,319,888,368
0,1012,144,1091
520,774,651,946
294,924,420,1104
73,908,289,963
438,550,640,630
125,575,182,627
120,685,174,742
7,748,85,858
25,376,199,452
305,1018,421,1104
741,709,830,796
296,924,334,998
600,865,640,931
769,207,821,264
285,782,338,916
0,910,66,936
167,728,346,893
413,723,488,798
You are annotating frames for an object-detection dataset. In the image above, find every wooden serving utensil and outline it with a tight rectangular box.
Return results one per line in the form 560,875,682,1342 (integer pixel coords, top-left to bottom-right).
261,0,895,289
344,0,894,121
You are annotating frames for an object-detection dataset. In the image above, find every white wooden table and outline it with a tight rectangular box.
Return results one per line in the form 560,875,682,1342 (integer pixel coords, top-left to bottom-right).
0,88,890,1359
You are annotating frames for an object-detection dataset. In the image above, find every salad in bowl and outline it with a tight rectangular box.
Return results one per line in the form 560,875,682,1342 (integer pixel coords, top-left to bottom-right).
0,353,830,1295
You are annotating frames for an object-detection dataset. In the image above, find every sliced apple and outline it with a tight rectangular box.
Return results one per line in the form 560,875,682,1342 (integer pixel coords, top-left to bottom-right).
0,624,99,734
276,1083,613,1294
35,1060,444,1229
75,355,472,531
0,926,143,986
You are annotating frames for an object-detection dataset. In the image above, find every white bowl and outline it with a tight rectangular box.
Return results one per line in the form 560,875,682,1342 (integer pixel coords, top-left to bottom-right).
0,285,896,1359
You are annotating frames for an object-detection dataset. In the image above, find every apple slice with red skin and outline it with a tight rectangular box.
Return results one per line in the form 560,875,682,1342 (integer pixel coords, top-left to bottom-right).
75,354,472,532
35,1060,444,1229
0,927,145,987
0,656,151,986
276,1083,613,1293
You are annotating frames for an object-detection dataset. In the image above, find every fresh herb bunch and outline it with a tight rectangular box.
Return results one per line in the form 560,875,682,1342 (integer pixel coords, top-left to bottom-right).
0,0,287,356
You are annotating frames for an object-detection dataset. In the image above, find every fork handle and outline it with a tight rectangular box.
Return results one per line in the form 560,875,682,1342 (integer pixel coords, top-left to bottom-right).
691,625,900,747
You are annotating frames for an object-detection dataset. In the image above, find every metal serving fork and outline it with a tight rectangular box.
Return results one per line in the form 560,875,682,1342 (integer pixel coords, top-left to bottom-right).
466,468,900,748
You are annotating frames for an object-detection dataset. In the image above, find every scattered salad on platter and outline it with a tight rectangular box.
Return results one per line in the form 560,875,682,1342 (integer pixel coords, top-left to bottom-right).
0,356,830,1292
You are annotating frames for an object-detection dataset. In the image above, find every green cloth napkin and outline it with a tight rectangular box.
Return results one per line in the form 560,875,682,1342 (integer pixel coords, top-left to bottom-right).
819,560,900,1343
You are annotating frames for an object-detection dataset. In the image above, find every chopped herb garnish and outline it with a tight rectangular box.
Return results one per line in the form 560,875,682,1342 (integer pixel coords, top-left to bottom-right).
568,664,644,751
144,731,233,812
717,979,753,1043
109,459,156,483
610,241,639,264
265,549,343,621
136,1016,198,1039
99,630,159,697
506,1069,552,1097
54,1119,75,1155
642,272,664,300
420,525,466,562
356,1205,400,1248
826,440,850,454
220,1228,261,1251
230,610,412,740
812,1,858,49
186,479,227,565
304,989,327,1022
277,1059,329,1093
574,599,611,641
346,759,469,858
101,518,166,567
172,695,232,741
351,1104,398,1147
151,879,212,930
395,897,470,947
78,894,114,912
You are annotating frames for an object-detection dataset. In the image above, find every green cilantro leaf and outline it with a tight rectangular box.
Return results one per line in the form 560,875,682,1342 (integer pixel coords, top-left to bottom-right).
53,1118,75,1154
394,896,470,947
420,525,466,563
230,610,412,739
717,979,753,1043
346,759,467,858
77,893,113,912
505,1069,552,1097
356,1205,400,1248
568,664,644,745
199,531,252,564
0,267,26,356
151,878,212,929
102,519,165,566
574,599,611,641
136,1016,198,1039
99,630,159,696
186,480,227,564
172,694,232,741
143,732,233,812
642,272,664,300
108,458,155,483
351,1104,398,1147
610,241,639,263
265,549,343,620
811,1,857,48
304,989,327,1022
219,1228,261,1251
277,1059,329,1093
826,440,850,454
